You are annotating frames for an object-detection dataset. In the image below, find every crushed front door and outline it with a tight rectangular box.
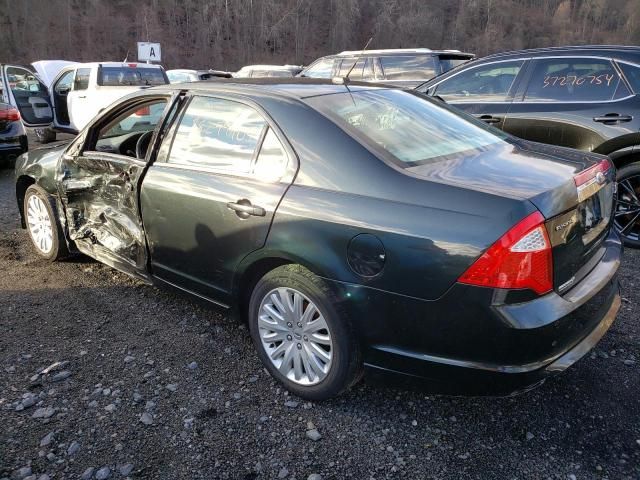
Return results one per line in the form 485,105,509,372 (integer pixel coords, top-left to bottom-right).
56,96,171,282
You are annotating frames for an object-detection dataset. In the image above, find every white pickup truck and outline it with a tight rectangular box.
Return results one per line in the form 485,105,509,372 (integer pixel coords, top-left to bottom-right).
0,61,169,142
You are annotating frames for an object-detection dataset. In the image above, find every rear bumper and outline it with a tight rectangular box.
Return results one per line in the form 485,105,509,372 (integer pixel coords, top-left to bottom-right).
329,229,622,395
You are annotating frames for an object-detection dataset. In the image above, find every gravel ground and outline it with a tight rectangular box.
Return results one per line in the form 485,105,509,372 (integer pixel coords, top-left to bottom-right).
1,140,639,480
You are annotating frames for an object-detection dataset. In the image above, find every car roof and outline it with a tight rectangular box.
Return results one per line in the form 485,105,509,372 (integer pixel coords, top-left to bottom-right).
238,65,301,71
480,45,640,62
159,77,393,99
334,48,474,57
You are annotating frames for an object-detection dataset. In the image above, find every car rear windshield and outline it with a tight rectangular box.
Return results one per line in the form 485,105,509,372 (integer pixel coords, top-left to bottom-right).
306,89,509,167
98,67,168,86
438,55,473,73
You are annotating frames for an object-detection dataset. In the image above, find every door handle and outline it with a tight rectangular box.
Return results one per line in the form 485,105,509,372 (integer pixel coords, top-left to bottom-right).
77,95,87,99
227,200,266,219
593,113,633,123
477,114,501,124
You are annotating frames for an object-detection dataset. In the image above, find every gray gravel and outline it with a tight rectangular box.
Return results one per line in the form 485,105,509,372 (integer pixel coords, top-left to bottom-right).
1,144,640,478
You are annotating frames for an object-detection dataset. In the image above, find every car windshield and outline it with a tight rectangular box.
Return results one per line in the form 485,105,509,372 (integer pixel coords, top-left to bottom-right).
306,89,509,167
99,67,168,86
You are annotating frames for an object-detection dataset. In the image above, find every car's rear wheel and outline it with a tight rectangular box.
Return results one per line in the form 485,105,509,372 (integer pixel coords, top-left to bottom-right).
24,185,68,260
248,265,361,400
615,163,640,248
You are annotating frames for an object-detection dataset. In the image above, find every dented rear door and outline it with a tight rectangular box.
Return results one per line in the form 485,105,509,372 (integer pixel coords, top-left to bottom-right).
57,95,174,281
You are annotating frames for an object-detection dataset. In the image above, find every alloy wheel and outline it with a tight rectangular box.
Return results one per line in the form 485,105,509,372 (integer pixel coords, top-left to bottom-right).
258,287,333,386
26,194,54,254
615,176,640,242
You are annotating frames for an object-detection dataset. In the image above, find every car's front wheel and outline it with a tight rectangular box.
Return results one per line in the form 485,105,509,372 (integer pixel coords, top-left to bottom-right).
248,265,361,400
24,185,68,261
615,162,640,248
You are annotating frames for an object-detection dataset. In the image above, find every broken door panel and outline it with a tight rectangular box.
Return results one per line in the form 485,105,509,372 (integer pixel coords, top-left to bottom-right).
58,152,150,282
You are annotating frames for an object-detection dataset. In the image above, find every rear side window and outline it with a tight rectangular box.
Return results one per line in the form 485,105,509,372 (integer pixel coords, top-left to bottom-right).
435,60,524,102
254,128,289,182
379,55,437,80
618,62,640,94
168,96,266,173
523,58,629,102
74,68,91,90
99,67,167,86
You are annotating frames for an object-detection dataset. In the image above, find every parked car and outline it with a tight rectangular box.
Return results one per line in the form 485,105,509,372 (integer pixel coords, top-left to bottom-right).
0,61,169,143
166,69,232,83
14,79,620,400
299,48,474,87
234,65,303,78
0,102,27,166
417,45,640,247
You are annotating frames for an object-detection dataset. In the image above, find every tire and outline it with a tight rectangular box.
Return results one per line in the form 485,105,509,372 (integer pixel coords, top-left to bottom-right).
248,264,362,401
615,162,640,249
33,127,56,144
23,185,68,261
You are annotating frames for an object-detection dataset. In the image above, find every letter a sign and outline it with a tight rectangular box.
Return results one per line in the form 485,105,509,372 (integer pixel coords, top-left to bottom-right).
137,42,162,62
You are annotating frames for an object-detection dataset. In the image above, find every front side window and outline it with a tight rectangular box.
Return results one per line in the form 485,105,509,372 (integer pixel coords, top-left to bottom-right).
523,58,629,102
74,68,91,90
99,67,167,86
435,60,524,102
301,58,334,79
379,55,437,81
306,89,508,167
98,99,167,144
168,96,266,173
55,70,75,94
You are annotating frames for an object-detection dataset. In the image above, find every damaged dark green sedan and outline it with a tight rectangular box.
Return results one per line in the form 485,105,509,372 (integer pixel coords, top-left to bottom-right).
14,79,621,400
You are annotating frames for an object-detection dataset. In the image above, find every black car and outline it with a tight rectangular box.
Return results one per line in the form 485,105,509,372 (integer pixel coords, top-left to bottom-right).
417,45,640,247
14,79,620,400
299,49,474,87
0,101,27,167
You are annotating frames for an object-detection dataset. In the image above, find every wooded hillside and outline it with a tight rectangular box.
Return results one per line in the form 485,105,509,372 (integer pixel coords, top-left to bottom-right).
1,0,638,70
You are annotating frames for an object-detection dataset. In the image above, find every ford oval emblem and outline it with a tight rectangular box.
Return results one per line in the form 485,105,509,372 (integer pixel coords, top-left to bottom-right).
595,172,606,185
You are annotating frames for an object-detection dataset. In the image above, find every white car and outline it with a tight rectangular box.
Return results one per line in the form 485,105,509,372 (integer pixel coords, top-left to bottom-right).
0,61,168,143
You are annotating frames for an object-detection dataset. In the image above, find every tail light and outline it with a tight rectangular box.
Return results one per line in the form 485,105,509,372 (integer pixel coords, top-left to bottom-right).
574,158,611,202
458,211,553,295
0,107,21,122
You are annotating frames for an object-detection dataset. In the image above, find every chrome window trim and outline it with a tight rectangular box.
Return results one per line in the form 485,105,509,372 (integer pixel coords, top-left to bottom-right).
433,55,639,105
431,58,527,104
159,92,297,183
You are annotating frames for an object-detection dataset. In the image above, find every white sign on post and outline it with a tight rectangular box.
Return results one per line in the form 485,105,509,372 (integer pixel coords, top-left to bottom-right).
137,42,161,62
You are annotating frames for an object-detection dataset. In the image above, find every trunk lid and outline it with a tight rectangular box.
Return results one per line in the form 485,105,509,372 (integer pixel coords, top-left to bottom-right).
406,139,615,295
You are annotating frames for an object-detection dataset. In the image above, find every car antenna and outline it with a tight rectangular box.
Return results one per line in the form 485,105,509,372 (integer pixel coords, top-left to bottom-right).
333,36,373,86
